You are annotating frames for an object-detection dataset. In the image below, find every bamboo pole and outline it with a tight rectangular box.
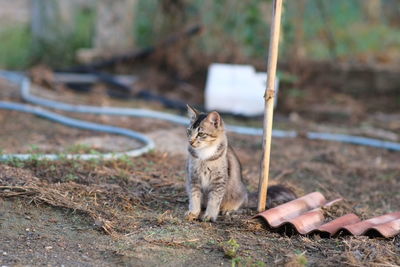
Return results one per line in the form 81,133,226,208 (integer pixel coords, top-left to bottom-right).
257,0,283,212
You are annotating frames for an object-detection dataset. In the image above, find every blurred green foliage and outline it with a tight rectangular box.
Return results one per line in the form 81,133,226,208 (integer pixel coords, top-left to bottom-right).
134,0,400,62
135,0,269,59
32,7,95,67
137,0,400,60
0,25,32,69
295,0,400,60
0,7,94,69
1,0,400,69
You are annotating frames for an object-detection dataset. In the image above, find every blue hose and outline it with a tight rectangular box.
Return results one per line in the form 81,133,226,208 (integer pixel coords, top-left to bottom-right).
1,70,296,138
0,101,155,160
0,70,398,162
0,71,155,160
307,132,400,151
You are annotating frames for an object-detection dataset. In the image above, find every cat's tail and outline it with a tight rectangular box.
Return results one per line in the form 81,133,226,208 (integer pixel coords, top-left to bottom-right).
247,185,297,210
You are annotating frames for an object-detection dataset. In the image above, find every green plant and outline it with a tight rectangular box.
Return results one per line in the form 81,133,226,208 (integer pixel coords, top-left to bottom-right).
5,157,25,168
221,238,240,258
118,154,134,166
64,173,78,181
296,254,308,266
232,257,242,267
88,157,101,166
66,144,92,154
288,251,308,267
0,25,32,69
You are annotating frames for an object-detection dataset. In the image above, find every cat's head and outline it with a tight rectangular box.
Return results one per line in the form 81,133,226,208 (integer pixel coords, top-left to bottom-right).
186,105,224,149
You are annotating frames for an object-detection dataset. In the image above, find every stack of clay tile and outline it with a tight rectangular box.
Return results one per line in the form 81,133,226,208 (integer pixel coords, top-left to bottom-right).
255,192,400,238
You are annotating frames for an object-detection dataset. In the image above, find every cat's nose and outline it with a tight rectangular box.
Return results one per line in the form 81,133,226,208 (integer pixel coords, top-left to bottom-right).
189,139,195,145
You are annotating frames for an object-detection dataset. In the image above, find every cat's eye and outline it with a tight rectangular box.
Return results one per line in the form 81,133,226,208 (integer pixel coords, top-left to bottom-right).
198,132,207,137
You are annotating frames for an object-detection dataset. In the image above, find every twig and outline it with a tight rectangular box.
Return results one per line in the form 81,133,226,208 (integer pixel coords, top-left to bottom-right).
258,0,283,212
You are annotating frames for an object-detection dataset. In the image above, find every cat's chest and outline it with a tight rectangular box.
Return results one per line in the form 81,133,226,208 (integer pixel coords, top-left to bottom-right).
196,145,219,160
199,167,212,189
197,161,225,189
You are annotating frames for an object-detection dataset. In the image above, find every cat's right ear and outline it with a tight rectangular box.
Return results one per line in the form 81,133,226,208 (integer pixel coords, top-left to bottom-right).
187,104,199,121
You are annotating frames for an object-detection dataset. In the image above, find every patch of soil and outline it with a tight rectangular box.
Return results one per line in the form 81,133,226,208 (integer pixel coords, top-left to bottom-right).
1,76,400,266
0,199,121,266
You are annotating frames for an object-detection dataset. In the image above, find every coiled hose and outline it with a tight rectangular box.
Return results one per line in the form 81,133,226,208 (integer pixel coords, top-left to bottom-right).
0,101,155,160
0,70,398,161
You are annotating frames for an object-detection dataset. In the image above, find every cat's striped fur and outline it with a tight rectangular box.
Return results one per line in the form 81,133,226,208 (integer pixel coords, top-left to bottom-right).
185,105,296,222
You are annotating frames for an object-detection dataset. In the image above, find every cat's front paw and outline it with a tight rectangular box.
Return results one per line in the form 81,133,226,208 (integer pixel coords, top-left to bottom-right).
185,211,200,221
201,213,217,222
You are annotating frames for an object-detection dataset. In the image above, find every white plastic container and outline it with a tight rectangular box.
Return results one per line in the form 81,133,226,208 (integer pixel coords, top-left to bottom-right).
205,63,279,116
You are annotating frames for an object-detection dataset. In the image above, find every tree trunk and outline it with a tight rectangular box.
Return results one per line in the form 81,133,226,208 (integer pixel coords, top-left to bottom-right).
94,0,137,52
77,0,137,63
31,0,75,44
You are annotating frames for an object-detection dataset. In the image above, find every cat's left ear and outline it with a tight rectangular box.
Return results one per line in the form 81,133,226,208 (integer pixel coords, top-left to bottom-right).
206,111,221,128
187,104,200,121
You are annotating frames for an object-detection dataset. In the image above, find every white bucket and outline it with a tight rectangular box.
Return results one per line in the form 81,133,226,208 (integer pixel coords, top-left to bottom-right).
205,63,279,116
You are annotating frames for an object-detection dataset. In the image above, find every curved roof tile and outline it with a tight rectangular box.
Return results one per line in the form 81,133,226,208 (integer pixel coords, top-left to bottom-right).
254,192,400,238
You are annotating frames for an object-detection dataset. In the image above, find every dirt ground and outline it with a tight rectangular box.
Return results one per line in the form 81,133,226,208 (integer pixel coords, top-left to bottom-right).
0,77,399,266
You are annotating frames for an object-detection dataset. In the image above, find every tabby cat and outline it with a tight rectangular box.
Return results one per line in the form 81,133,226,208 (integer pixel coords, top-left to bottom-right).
185,105,296,222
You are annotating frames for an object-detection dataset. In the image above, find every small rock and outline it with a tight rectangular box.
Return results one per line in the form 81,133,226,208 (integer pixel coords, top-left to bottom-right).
45,246,53,250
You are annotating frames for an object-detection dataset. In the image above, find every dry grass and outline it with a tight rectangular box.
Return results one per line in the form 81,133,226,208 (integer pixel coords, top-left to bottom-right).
0,154,186,236
1,144,399,266
0,76,399,266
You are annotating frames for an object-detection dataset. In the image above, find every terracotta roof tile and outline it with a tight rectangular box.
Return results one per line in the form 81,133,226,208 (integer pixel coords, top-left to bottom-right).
254,192,400,238
317,214,360,237
340,212,400,237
